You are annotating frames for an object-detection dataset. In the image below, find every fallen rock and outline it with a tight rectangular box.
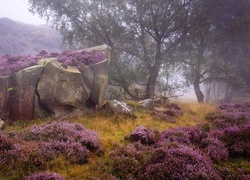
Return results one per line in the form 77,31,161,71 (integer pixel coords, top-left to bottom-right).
138,99,154,110
106,100,135,114
0,119,6,130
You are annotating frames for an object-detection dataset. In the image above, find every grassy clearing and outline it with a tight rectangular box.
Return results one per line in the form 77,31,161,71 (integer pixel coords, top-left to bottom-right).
3,102,217,179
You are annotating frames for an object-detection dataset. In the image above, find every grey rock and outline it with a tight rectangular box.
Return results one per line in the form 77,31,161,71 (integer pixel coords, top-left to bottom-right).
89,59,109,107
138,99,154,110
106,100,135,114
11,65,44,120
0,76,11,117
37,60,90,117
0,119,6,130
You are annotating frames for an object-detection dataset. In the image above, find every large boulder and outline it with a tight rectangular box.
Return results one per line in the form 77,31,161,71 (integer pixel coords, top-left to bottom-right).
0,45,110,120
0,76,11,117
37,60,91,118
89,59,109,106
11,65,44,120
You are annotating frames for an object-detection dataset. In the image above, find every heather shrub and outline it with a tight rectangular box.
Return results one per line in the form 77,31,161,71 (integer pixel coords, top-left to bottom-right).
201,137,229,162
25,122,100,152
150,103,183,122
0,130,15,151
216,166,250,180
221,123,250,158
106,142,152,179
9,122,100,165
157,127,193,146
25,171,65,180
1,141,47,173
157,125,207,147
57,50,106,69
150,110,177,122
206,103,250,128
138,144,220,180
0,49,106,76
129,126,160,145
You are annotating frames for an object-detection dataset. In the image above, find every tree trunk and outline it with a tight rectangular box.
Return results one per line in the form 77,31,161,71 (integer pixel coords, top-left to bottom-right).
193,75,204,103
145,66,159,99
224,83,234,103
205,82,211,103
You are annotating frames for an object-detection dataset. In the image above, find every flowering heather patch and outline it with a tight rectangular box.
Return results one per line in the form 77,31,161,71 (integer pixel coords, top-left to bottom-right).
0,140,47,173
25,171,65,180
107,142,152,179
206,103,250,128
129,126,160,145
1,122,100,172
157,125,208,147
57,50,106,69
201,137,229,162
138,144,220,179
25,122,100,152
150,103,183,122
0,50,106,76
221,123,250,158
0,130,15,151
10,122,101,164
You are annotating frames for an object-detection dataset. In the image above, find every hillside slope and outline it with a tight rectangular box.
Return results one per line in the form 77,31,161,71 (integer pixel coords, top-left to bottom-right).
0,18,62,55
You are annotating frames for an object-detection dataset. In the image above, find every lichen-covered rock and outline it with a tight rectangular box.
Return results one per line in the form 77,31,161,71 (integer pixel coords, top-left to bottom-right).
11,65,44,120
138,99,154,110
0,76,11,117
0,45,110,120
106,100,135,114
89,59,109,107
37,60,90,118
0,119,6,130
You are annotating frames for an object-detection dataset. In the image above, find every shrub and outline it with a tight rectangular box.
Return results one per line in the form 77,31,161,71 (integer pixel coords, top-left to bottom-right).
150,103,183,122
1,141,47,173
157,125,207,147
25,122,100,152
139,144,220,180
106,142,152,179
0,131,15,151
129,126,160,145
14,122,100,164
206,103,250,128
0,50,106,76
25,171,65,180
222,123,250,158
201,137,229,162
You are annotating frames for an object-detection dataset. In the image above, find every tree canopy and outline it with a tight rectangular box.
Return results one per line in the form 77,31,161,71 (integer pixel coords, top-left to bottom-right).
28,0,250,102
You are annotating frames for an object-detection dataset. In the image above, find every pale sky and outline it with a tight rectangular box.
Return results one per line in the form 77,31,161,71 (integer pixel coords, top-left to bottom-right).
0,0,46,25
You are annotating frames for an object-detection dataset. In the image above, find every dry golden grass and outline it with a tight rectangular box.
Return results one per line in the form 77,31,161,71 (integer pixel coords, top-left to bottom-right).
4,102,217,179
57,102,217,179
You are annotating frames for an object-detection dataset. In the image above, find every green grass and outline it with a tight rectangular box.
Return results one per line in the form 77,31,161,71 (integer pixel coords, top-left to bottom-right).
1,102,220,179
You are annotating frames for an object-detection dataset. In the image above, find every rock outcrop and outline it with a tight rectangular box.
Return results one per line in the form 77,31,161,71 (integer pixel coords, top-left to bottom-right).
0,45,110,120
